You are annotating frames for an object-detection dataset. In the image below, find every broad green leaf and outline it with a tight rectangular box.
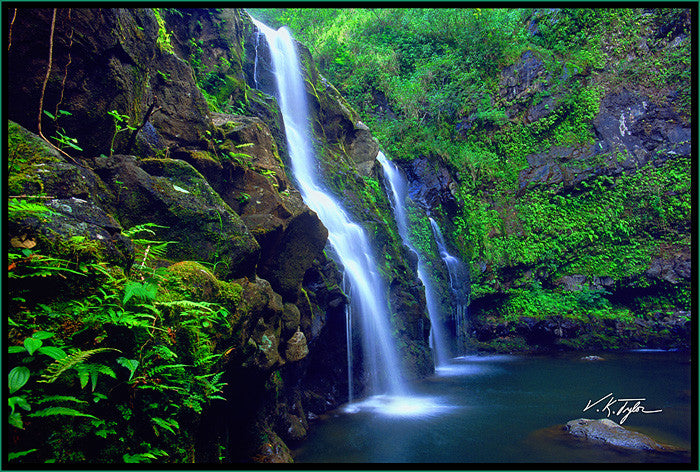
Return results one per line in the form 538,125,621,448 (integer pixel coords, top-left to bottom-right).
8,449,37,460
23,338,42,356
8,396,31,413
8,346,25,354
31,331,54,340
38,346,67,360
117,357,139,381
8,367,30,394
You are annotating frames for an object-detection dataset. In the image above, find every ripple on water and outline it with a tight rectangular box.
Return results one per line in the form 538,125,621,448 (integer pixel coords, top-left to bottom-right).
342,395,452,418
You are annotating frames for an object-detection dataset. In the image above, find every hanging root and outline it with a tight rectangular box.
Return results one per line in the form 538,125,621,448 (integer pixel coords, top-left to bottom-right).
36,8,85,168
37,8,57,140
55,8,73,117
8,8,17,51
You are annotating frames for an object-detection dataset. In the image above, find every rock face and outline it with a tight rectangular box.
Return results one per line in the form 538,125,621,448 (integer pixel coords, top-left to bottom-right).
7,8,210,158
470,310,691,352
565,418,676,452
93,154,261,280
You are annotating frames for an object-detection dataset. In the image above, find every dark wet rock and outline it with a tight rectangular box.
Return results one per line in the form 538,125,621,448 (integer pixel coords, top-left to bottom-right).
93,154,259,279
499,50,548,102
12,197,134,271
646,245,691,283
558,275,615,292
401,155,459,212
347,121,380,176
284,330,309,362
281,303,301,339
234,277,284,370
7,8,209,158
8,121,115,207
565,418,678,452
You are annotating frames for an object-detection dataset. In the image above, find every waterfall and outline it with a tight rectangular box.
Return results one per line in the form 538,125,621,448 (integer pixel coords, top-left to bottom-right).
252,19,407,398
253,29,261,88
377,153,450,366
429,218,469,353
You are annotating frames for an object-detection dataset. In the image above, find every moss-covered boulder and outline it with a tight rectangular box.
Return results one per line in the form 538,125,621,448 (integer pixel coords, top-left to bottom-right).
93,154,260,279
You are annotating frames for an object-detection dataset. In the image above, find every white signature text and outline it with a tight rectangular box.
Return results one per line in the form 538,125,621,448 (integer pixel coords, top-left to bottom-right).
583,393,662,424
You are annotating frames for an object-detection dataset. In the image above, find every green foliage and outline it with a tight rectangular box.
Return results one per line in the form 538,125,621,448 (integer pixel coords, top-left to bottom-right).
9,367,30,394
501,281,627,322
8,198,54,220
43,109,83,152
7,220,232,463
259,9,689,320
107,109,136,157
39,348,121,384
153,8,174,54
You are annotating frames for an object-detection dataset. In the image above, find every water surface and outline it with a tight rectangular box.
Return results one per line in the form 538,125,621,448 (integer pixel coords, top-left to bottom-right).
294,351,692,463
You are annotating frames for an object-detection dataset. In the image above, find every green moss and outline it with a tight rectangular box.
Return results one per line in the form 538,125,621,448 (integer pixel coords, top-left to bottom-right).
8,121,62,195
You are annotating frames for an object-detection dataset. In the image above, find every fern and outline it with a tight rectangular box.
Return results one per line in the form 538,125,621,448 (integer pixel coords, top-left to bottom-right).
74,363,117,391
122,222,169,238
8,198,54,220
151,416,179,435
156,300,215,311
151,344,178,360
36,395,86,404
39,348,120,384
28,407,97,419
123,280,159,305
123,449,168,463
148,364,190,375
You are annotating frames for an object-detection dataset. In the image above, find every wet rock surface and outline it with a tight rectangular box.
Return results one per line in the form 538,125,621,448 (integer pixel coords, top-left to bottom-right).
565,418,679,453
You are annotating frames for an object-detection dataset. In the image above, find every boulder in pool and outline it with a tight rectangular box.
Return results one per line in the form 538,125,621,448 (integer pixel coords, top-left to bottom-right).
565,418,675,452
580,355,605,361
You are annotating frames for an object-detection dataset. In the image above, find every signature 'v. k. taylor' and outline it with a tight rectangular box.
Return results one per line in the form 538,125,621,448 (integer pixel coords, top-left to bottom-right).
583,393,663,424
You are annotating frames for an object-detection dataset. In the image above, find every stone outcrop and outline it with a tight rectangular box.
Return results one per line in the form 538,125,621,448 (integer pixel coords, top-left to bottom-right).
565,418,678,452
7,8,210,158
92,153,260,280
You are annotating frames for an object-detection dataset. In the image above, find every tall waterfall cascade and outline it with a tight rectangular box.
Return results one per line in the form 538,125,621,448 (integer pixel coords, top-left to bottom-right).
429,218,470,352
251,19,407,398
377,153,450,366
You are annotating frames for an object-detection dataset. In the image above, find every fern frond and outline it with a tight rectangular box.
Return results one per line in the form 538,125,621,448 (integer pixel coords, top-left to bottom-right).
148,363,190,375
28,407,97,419
9,198,55,220
156,300,215,311
39,348,120,384
122,223,169,238
36,395,87,404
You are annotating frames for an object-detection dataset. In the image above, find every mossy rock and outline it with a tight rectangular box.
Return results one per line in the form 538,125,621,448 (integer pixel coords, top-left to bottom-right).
93,154,260,279
164,261,221,301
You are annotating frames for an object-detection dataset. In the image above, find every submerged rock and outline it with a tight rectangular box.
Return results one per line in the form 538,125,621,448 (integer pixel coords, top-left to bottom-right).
580,355,605,361
565,418,677,452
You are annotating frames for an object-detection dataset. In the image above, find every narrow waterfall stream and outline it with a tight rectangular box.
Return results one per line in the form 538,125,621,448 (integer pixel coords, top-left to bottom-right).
377,152,450,366
430,218,470,352
251,19,409,400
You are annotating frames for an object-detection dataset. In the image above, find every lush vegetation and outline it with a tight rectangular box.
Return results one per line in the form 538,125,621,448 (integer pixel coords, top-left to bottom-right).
253,8,691,323
7,198,238,462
